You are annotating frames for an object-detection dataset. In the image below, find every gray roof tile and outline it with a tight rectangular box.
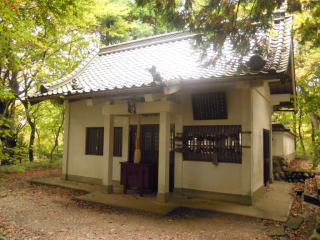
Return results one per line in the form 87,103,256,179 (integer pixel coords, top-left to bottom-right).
30,16,293,99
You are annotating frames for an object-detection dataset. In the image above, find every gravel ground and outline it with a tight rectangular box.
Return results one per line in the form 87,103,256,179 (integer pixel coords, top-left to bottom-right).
0,169,275,240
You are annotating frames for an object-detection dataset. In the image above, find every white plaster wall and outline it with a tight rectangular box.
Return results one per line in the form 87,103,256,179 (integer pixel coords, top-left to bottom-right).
272,132,284,156
272,132,295,160
251,82,272,192
175,86,249,195
283,133,295,156
182,161,243,194
67,98,162,182
68,100,105,180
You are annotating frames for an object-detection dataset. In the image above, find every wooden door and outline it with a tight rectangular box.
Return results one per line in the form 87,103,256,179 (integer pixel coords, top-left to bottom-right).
263,129,271,185
141,125,159,164
129,125,159,165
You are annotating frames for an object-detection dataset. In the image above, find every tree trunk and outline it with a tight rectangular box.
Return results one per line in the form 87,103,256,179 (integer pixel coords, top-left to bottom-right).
311,120,316,144
50,109,64,161
293,108,297,151
36,128,41,159
29,121,35,162
298,109,306,155
0,99,17,165
310,112,320,143
21,100,36,162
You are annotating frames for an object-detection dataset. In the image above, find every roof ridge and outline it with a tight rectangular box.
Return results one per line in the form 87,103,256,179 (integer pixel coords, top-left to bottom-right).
98,31,198,55
100,31,183,49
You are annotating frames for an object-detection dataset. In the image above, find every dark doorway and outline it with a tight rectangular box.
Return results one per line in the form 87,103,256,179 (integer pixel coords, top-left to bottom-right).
263,129,271,185
169,124,175,192
129,125,159,165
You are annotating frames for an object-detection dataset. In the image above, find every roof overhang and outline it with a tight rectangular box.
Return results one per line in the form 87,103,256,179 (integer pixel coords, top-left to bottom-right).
28,73,292,104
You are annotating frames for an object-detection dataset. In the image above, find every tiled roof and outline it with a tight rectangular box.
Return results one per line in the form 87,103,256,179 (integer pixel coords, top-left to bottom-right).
272,124,290,132
30,16,293,99
272,123,296,136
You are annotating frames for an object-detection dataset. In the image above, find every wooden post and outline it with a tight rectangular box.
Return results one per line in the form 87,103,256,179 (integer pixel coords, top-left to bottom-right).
157,111,171,202
102,114,114,193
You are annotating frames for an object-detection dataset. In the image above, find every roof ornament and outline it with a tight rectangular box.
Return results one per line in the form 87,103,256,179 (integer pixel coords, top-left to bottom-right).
127,98,136,114
147,65,163,84
246,55,266,72
71,78,82,90
40,85,48,94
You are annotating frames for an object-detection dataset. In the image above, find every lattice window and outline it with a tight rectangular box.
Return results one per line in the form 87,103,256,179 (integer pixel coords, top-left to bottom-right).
192,92,227,120
86,127,104,155
113,127,123,157
182,125,242,163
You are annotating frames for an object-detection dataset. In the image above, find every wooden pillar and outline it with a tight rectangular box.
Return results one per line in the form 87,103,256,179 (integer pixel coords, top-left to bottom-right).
157,111,171,202
102,114,114,193
122,117,130,161
62,100,70,180
174,114,183,190
241,87,253,202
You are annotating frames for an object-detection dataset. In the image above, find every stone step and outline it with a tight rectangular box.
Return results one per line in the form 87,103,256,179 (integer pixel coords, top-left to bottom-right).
304,193,320,206
316,177,320,195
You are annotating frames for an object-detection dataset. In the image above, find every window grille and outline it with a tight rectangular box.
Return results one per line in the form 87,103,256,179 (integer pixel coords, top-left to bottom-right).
86,127,104,155
192,92,227,120
182,125,242,163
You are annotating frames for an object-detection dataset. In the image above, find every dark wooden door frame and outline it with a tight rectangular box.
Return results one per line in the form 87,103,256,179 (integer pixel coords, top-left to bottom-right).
128,124,175,193
263,129,271,186
129,124,159,164
169,124,175,192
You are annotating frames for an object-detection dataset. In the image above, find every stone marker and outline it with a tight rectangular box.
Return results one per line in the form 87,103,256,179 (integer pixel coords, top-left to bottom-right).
308,224,320,240
286,216,304,230
269,226,286,237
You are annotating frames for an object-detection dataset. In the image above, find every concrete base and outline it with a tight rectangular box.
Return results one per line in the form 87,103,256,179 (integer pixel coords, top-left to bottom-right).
31,177,293,221
105,185,113,194
171,181,293,222
252,185,266,203
157,192,170,203
175,188,252,205
77,192,177,215
63,174,102,185
32,177,108,193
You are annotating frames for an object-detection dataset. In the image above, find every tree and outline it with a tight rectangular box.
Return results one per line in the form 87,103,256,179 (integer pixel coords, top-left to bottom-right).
0,0,97,163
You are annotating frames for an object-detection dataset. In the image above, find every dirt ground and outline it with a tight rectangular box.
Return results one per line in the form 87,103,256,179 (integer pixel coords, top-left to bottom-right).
0,169,295,240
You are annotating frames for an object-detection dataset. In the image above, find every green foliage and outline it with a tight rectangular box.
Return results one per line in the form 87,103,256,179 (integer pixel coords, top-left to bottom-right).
95,0,133,44
0,145,28,165
0,159,61,173
295,0,320,48
33,101,64,161
0,0,97,164
96,0,176,45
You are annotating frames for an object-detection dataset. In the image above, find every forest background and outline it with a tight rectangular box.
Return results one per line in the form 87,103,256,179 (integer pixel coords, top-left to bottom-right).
0,0,319,170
